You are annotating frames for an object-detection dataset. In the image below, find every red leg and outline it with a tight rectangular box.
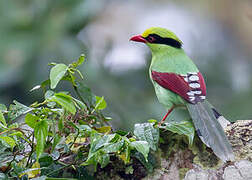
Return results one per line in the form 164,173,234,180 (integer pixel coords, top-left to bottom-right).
159,106,175,124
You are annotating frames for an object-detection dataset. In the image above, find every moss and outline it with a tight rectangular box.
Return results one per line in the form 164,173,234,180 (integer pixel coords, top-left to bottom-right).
190,136,221,169
179,168,189,180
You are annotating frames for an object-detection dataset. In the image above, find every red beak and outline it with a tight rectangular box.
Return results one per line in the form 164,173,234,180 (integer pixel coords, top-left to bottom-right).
130,35,147,43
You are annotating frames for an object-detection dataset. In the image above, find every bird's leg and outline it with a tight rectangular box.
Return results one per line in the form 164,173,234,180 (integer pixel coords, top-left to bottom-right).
159,104,186,125
159,105,175,125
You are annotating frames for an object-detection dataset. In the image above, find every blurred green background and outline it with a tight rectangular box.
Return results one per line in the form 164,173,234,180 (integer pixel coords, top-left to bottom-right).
1,0,252,130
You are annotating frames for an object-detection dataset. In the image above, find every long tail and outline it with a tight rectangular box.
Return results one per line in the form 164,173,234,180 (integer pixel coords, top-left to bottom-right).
186,100,235,162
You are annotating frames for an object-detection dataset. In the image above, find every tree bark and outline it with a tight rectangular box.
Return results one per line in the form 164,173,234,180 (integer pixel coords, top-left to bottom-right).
144,120,252,180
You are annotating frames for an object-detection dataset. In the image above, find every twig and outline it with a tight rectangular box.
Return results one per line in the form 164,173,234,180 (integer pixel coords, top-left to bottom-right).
26,133,34,167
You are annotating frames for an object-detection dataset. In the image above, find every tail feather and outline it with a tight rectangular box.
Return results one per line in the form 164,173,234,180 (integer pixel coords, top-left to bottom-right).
187,100,234,162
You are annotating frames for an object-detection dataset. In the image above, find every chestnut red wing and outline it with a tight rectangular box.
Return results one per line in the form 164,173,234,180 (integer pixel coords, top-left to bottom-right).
151,71,206,104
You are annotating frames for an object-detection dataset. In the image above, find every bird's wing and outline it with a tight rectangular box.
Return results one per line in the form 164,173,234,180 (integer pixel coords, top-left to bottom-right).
151,70,206,104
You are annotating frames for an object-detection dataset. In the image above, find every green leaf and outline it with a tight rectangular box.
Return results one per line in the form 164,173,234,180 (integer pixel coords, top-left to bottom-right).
0,173,8,180
98,153,110,168
94,96,107,111
50,63,68,89
34,120,48,160
72,97,86,110
39,154,53,167
72,54,85,68
9,131,23,138
0,136,16,149
89,134,115,156
130,141,149,161
134,152,154,173
25,113,39,129
115,130,128,136
40,79,50,90
8,101,33,121
76,81,96,105
84,133,118,169
49,92,76,114
44,90,55,99
78,125,92,132
58,116,63,131
96,126,111,134
27,161,41,178
163,120,195,146
0,104,7,111
45,90,56,108
0,111,7,127
148,119,157,123
134,123,159,151
119,144,131,164
52,134,61,152
102,140,124,153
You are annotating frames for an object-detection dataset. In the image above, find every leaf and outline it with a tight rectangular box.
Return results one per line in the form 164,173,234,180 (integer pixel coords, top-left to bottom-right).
0,111,7,127
34,120,48,160
72,54,85,68
78,125,92,132
84,133,117,169
8,100,33,121
96,126,111,134
49,92,76,114
148,119,157,123
52,134,61,152
134,123,159,151
72,97,86,110
119,145,131,164
130,141,149,161
39,155,53,167
25,113,39,129
134,152,154,173
40,79,50,90
0,136,16,149
27,161,40,178
44,90,55,99
163,120,195,146
89,134,115,156
76,81,96,105
50,63,68,89
115,130,128,136
94,96,107,110
98,153,110,168
0,104,7,111
9,131,23,138
0,173,8,180
102,140,124,153
45,90,56,108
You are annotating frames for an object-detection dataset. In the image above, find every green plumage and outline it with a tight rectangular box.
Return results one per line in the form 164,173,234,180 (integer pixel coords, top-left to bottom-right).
131,27,234,162
149,43,198,109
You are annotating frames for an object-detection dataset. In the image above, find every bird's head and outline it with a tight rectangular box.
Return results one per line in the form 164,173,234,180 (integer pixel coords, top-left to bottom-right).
130,27,183,52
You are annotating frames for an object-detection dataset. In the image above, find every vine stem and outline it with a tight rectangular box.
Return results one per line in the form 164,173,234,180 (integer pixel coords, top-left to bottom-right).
69,128,80,149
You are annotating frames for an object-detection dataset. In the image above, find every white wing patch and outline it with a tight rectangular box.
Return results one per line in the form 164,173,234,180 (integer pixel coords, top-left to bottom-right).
189,83,200,88
182,72,206,103
189,75,199,81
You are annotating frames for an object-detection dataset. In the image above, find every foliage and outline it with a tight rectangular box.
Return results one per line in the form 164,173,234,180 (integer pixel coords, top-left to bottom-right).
0,55,195,179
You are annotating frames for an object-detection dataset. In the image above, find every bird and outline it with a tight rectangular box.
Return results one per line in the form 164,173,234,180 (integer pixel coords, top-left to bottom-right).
130,27,234,162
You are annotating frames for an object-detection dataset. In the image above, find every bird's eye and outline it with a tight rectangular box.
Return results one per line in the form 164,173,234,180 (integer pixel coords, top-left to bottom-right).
147,36,156,43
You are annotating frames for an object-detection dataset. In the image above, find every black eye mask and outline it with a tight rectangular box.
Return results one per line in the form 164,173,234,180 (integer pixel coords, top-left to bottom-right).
145,34,182,48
